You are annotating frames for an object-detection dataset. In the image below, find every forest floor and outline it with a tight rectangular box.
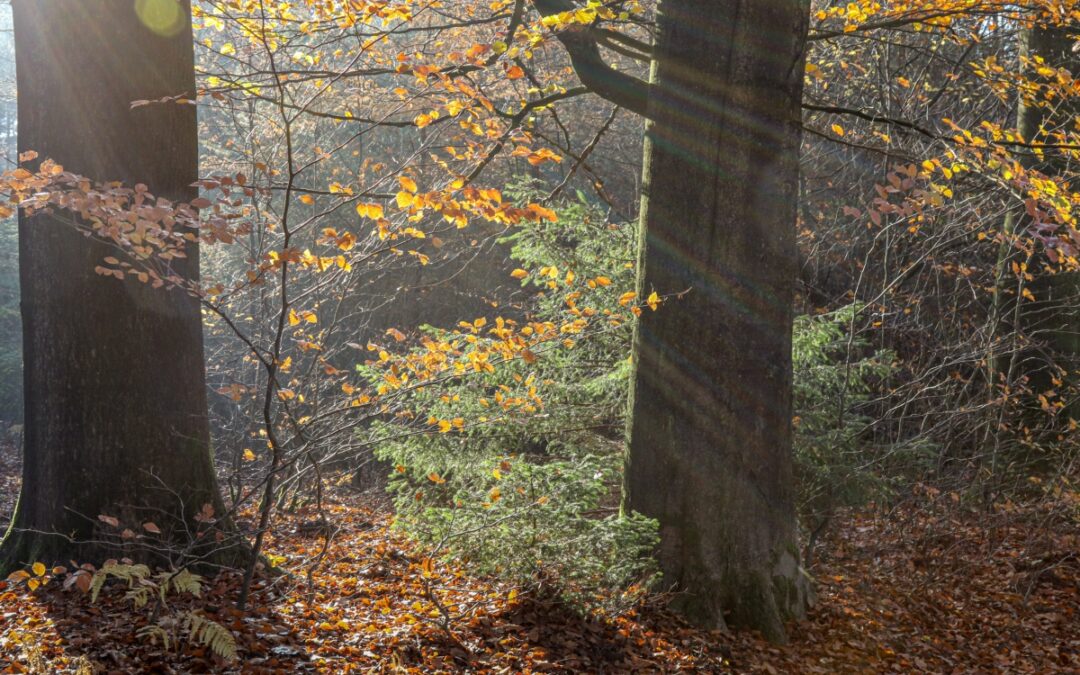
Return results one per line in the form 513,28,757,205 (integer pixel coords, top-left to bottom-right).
0,440,1077,673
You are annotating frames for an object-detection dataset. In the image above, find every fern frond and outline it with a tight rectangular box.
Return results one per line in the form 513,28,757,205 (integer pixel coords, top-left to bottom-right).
91,563,152,603
89,570,107,603
183,612,237,662
124,585,152,609
168,568,203,598
136,624,171,651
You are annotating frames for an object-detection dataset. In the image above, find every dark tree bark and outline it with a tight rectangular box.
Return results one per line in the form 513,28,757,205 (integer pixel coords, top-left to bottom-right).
0,0,234,571
621,0,812,642
992,21,1080,420
532,0,812,641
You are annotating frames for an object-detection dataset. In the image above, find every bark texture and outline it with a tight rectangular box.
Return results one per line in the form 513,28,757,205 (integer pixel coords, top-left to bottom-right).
1010,24,1080,416
624,0,812,643
0,0,232,571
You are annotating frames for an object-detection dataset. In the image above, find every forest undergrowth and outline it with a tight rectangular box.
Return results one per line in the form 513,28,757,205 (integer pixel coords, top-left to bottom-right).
0,441,1077,673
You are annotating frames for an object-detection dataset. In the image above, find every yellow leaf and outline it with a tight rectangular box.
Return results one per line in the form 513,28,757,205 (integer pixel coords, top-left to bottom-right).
831,123,845,137
428,472,446,484
27,578,39,592
594,276,612,287
396,191,414,209
399,176,418,193
511,269,529,279
618,291,637,306
288,309,300,326
299,194,314,205
356,202,384,219
31,562,46,577
646,291,661,311
243,449,256,462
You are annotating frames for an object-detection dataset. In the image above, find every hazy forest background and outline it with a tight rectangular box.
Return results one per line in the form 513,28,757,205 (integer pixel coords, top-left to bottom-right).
0,0,1077,672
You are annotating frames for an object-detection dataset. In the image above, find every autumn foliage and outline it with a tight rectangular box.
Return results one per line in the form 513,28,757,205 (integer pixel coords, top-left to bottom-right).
0,0,1078,672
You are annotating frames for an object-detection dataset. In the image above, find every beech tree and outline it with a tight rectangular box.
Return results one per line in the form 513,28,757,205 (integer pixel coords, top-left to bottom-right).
536,0,812,641
0,0,231,571
993,19,1080,420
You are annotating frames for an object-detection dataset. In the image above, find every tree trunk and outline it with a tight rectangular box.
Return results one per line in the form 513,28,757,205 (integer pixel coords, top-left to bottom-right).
0,0,235,572
624,0,811,643
991,21,1080,420
1017,23,1080,415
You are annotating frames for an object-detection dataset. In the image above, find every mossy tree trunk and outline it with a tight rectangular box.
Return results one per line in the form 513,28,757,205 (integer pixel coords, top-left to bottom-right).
623,0,812,643
0,0,235,572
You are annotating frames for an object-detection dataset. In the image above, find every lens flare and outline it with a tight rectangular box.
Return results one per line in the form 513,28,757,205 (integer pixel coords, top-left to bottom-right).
134,0,186,37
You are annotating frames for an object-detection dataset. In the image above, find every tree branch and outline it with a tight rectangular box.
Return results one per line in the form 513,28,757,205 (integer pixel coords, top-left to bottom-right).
530,0,651,116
